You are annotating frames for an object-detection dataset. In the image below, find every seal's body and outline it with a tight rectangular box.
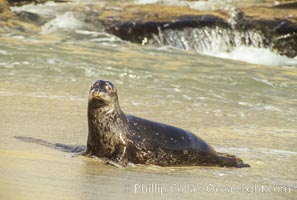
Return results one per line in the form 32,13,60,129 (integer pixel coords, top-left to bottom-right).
85,80,249,168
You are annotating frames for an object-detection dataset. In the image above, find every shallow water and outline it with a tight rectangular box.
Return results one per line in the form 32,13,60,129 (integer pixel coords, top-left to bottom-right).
1,1,297,199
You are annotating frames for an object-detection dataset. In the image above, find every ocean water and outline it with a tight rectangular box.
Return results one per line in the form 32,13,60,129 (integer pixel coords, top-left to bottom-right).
1,1,297,200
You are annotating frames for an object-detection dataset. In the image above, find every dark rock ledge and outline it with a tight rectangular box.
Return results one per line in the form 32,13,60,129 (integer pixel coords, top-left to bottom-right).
0,0,40,32
97,3,297,57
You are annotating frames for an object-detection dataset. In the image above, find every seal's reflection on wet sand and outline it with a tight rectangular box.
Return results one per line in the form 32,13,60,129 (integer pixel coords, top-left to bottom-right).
14,136,86,153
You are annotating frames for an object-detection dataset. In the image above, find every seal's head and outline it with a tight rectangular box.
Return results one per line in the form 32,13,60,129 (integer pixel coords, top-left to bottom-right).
89,80,118,108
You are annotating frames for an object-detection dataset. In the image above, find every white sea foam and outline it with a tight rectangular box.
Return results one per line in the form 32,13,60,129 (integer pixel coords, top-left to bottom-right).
215,46,297,67
42,12,85,34
75,30,102,36
0,50,9,55
151,27,297,67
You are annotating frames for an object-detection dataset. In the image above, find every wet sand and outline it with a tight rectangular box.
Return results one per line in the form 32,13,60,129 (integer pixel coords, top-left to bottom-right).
1,82,296,200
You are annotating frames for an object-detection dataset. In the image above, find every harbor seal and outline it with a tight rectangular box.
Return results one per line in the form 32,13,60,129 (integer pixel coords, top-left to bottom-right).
85,80,249,168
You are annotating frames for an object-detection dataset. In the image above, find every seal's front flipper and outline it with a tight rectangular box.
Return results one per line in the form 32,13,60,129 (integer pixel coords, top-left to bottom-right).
114,145,128,166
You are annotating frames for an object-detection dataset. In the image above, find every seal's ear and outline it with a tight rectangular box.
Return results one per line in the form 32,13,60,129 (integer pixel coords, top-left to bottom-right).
105,82,113,92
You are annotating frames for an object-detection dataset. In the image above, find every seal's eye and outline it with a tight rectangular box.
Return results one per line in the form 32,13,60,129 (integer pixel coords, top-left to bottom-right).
105,84,112,92
91,82,100,90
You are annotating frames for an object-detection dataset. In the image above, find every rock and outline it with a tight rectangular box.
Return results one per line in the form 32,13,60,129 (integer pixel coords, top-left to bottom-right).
8,0,37,6
16,11,47,26
241,6,297,57
0,0,13,19
274,1,297,9
98,4,229,42
0,0,40,33
97,3,297,57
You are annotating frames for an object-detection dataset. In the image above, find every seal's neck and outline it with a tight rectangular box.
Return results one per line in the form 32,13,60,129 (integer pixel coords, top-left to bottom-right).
87,98,122,121
85,98,127,156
